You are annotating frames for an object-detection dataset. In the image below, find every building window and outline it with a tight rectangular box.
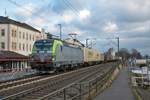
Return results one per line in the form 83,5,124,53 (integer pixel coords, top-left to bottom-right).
26,44,29,51
26,44,28,51
23,32,25,39
12,42,17,50
14,42,17,50
1,42,5,49
30,44,32,51
23,44,25,51
26,33,28,40
33,35,34,41
19,43,21,50
12,30,14,37
19,32,21,38
30,34,31,40
14,30,17,37
12,42,13,49
11,30,17,38
1,29,5,36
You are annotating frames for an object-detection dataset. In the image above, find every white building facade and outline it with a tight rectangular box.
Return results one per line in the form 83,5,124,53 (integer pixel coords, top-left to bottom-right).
0,16,47,56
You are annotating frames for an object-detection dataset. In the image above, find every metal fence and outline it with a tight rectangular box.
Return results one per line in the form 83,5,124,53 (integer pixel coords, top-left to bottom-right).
39,64,117,100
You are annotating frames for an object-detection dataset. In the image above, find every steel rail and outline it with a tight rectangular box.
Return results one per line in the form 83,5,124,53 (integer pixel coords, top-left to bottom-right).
1,64,102,100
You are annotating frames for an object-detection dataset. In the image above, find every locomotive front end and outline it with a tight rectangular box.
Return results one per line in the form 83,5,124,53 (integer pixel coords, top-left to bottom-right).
30,39,54,71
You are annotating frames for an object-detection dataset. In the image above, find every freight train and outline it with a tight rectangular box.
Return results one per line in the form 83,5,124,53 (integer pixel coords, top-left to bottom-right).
30,38,104,73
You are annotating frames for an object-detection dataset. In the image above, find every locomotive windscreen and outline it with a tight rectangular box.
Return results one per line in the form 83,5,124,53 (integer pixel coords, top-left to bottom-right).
33,40,53,53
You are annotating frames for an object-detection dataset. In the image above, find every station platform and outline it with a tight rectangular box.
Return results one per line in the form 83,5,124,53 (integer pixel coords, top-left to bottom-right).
94,67,134,100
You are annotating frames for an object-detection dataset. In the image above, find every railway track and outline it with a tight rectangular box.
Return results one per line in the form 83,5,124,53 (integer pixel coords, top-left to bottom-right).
0,62,116,100
0,71,67,92
39,62,117,100
0,75,49,91
0,74,36,84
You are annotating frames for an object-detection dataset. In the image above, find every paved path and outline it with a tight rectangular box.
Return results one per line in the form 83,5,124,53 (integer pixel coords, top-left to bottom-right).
94,67,134,100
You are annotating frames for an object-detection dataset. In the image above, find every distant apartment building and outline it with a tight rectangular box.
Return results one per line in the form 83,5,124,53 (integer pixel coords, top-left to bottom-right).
0,16,47,56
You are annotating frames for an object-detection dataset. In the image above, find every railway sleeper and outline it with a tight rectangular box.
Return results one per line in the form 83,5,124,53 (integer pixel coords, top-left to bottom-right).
1,63,117,100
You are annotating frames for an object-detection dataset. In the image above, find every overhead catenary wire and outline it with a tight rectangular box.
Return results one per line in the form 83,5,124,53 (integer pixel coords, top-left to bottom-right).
92,37,118,52
8,0,44,19
62,0,80,17
7,0,63,38
7,0,53,29
65,0,80,14
67,0,83,11
7,0,83,38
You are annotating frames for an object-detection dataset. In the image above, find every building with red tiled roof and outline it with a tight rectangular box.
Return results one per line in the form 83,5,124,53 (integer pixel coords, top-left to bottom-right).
0,51,29,71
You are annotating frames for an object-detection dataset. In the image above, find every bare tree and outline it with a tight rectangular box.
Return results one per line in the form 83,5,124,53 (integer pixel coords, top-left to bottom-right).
131,49,142,59
117,48,131,60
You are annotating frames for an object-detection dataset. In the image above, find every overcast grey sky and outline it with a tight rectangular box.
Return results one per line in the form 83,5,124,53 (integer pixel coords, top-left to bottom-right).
0,0,150,55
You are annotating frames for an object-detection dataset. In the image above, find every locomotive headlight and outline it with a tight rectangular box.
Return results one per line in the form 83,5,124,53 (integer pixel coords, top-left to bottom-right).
31,58,34,61
47,51,51,53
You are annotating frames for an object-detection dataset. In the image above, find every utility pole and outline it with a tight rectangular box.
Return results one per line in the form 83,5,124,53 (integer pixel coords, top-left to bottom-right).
58,24,62,40
86,38,96,48
4,8,7,17
86,38,89,47
116,37,119,56
91,39,96,49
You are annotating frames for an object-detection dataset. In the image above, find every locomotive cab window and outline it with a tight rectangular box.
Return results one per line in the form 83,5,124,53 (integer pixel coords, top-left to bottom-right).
33,40,53,53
